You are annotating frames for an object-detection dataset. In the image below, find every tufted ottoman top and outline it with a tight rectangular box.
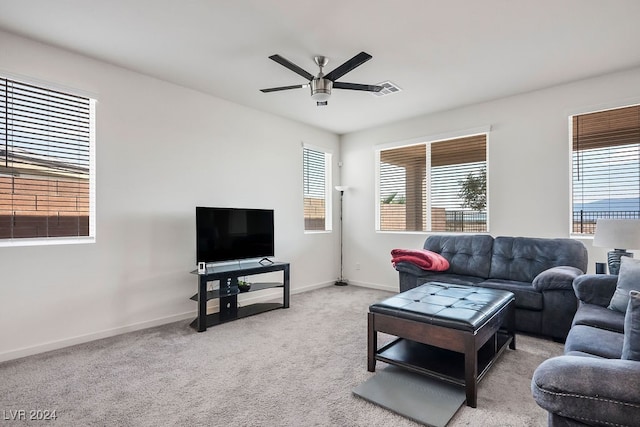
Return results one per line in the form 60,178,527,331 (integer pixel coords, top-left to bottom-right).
370,282,514,332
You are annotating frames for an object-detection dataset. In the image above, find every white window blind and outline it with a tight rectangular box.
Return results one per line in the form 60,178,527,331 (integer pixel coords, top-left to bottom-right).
572,105,640,234
379,144,426,231
430,135,487,232
303,146,330,231
0,77,93,240
378,134,487,232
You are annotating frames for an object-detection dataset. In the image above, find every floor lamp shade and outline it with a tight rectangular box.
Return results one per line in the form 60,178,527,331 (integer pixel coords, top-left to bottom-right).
593,219,640,275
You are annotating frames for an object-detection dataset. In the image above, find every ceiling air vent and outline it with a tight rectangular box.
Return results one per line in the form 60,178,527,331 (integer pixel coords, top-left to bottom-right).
372,81,401,97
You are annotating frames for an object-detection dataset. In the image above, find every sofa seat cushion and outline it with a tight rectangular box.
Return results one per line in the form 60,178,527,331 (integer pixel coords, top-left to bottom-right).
565,324,623,359
572,302,625,333
478,279,543,310
564,350,604,359
414,272,485,287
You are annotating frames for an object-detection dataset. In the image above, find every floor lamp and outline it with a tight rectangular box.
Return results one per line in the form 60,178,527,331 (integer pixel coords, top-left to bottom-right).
335,185,349,286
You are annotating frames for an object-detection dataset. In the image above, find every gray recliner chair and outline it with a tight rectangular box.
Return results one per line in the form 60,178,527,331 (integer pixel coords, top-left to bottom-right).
531,274,640,426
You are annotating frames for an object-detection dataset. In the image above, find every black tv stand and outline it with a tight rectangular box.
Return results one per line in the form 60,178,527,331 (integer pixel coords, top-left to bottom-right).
258,257,274,265
189,261,290,332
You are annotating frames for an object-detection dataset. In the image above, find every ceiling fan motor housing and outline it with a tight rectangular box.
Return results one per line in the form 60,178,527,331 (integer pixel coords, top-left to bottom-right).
310,78,332,102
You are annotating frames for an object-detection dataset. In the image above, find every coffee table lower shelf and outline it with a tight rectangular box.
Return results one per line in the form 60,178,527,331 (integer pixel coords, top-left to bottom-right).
376,332,513,388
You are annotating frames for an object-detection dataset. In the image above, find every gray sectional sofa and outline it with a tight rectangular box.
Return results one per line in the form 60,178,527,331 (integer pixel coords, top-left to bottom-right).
531,274,640,426
394,235,588,340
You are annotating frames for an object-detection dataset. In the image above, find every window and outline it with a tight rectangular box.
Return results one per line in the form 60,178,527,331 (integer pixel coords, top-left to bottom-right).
0,77,95,243
572,105,640,234
303,146,332,231
379,144,426,231
378,134,487,232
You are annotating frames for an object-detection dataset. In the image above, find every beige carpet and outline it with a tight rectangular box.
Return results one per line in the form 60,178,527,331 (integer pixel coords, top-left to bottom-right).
0,285,562,426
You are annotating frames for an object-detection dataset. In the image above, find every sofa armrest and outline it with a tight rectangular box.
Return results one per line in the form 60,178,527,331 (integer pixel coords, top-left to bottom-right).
395,261,430,292
532,355,640,426
572,274,618,307
394,261,427,277
532,266,583,292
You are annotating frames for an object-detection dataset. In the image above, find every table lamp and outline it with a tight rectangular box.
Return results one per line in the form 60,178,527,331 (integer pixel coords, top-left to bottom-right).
593,219,640,275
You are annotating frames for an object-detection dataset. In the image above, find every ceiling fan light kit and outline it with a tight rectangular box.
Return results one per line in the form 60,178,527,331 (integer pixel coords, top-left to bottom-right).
261,51,383,106
310,78,332,103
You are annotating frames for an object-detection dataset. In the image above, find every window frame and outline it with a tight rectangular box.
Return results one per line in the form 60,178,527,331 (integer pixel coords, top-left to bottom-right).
569,103,640,236
302,143,333,233
375,126,490,234
0,75,96,247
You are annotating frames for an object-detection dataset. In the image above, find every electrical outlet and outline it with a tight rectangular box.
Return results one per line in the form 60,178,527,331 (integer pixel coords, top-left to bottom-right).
355,263,361,270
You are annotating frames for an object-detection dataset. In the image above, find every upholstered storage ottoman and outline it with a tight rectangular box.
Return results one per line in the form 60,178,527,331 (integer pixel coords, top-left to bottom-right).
368,282,516,407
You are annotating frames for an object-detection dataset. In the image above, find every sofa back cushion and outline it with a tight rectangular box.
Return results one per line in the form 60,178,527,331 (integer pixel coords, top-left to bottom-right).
489,237,588,283
622,290,640,360
423,234,494,278
609,257,640,313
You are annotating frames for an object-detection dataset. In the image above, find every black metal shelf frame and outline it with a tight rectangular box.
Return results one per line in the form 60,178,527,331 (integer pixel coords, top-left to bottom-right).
189,261,290,332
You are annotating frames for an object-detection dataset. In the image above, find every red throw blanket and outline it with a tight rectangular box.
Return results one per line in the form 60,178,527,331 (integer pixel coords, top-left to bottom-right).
391,248,449,271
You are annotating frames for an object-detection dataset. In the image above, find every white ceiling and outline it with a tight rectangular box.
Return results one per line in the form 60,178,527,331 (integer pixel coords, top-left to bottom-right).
1,0,640,135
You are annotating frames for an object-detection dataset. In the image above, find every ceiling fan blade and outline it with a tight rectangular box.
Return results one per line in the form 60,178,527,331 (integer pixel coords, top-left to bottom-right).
268,55,314,81
323,52,373,82
333,82,383,92
260,84,307,93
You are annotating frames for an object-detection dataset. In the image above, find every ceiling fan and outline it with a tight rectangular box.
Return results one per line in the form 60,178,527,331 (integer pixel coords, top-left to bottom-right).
260,51,383,106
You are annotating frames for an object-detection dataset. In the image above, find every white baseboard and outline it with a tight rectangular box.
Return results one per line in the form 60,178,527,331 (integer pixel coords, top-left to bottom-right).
346,280,398,293
0,311,195,363
0,281,335,363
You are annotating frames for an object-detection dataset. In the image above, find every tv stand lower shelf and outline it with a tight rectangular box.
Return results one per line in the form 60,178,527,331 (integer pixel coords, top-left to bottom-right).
189,261,290,332
189,302,283,329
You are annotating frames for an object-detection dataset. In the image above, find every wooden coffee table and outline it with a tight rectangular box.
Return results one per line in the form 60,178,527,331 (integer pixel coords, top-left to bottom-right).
368,282,516,408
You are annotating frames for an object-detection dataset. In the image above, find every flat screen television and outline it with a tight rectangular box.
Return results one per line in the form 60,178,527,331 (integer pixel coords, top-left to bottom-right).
196,207,274,264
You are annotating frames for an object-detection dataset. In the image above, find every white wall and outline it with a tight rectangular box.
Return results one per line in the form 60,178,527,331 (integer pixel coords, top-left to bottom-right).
340,67,640,291
0,31,340,361
3,29,640,362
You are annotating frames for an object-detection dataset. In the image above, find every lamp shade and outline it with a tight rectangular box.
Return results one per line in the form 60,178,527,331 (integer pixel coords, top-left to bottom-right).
593,219,640,249
335,186,349,192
